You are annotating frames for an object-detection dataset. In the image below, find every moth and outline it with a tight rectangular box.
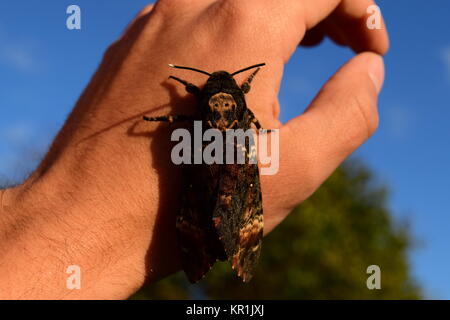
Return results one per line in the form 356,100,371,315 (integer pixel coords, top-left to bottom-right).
144,63,268,282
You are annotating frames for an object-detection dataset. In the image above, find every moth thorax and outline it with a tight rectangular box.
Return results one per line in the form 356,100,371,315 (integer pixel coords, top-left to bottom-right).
208,92,237,130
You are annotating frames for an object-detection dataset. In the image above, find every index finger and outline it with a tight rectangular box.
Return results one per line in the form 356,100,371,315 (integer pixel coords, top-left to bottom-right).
301,0,389,54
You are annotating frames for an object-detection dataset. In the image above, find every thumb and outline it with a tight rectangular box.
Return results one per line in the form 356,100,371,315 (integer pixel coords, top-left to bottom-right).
274,52,385,210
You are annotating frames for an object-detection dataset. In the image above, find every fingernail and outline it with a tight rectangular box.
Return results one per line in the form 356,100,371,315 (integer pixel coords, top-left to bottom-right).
368,54,385,93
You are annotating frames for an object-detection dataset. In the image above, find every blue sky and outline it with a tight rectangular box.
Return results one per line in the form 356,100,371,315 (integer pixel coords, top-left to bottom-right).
0,1,449,298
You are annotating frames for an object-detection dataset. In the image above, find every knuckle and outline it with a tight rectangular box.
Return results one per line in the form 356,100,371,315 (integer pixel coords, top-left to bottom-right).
349,93,379,142
137,4,154,18
356,95,379,135
215,0,279,48
152,0,187,17
322,89,379,155
219,0,260,23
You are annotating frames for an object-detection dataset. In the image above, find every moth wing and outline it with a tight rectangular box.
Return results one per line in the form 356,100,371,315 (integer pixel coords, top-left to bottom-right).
213,163,263,282
177,163,226,283
232,163,263,282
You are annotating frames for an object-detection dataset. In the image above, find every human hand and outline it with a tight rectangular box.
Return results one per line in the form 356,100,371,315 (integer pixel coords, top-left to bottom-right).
0,0,388,299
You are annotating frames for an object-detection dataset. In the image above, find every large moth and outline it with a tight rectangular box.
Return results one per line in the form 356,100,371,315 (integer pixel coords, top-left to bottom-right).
144,63,268,282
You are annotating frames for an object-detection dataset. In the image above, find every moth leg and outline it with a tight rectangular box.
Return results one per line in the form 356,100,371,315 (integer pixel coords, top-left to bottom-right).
169,76,200,96
226,120,238,129
247,108,275,132
241,67,262,94
143,114,194,123
246,108,262,129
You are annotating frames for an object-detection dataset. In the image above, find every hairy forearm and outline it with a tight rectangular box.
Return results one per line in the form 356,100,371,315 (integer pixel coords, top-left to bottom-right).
0,21,186,297
0,179,151,299
0,82,179,299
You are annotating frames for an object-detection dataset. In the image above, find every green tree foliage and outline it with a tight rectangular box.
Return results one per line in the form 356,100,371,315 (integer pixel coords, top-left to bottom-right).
133,161,421,299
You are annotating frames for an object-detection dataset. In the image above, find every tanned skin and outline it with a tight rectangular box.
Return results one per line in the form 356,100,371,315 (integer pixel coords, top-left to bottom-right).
0,0,387,299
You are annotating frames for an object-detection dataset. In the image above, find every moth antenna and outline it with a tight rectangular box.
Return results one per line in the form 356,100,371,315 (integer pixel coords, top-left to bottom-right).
168,64,211,76
231,63,266,76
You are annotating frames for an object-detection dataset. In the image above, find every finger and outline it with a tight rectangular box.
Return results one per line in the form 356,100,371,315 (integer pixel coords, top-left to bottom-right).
299,23,326,47
301,0,389,54
238,0,388,62
327,1,389,54
276,52,384,210
300,18,347,48
320,18,348,47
